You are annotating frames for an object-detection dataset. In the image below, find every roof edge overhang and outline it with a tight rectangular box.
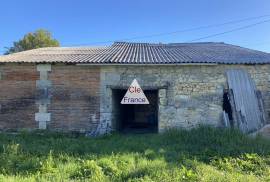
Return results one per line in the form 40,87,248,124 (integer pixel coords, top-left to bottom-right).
1,62,269,66
76,63,219,66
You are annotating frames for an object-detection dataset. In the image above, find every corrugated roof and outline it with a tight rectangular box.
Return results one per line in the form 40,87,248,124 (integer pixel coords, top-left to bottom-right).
1,42,270,64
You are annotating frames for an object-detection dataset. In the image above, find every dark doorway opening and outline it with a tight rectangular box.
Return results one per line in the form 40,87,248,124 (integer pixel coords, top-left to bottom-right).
223,90,233,122
112,89,158,133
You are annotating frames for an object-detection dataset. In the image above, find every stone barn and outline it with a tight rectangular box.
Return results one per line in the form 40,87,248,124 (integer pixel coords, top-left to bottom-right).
0,42,270,135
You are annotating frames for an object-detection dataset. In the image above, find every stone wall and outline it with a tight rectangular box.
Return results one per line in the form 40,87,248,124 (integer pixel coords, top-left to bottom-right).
247,65,270,121
0,63,269,133
100,64,270,133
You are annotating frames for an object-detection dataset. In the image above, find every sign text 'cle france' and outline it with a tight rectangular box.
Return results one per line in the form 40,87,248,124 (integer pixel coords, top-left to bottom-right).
121,79,149,104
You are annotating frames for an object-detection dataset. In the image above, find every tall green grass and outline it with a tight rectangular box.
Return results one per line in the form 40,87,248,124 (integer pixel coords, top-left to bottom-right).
0,126,269,181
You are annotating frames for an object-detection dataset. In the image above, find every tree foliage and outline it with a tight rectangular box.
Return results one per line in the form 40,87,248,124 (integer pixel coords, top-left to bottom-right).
5,29,60,54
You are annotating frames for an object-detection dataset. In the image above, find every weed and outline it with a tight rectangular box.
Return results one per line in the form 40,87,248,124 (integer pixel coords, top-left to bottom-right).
0,126,269,181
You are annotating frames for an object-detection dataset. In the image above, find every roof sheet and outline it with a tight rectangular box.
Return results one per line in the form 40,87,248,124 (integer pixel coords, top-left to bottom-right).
0,42,270,64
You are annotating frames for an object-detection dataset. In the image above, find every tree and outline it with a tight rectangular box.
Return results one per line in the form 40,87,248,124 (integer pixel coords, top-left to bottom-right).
5,29,60,54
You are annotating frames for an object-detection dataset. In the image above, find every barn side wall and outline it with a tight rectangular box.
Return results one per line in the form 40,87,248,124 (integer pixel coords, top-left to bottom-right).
0,63,269,133
0,63,101,132
0,64,38,130
47,65,100,132
99,65,270,133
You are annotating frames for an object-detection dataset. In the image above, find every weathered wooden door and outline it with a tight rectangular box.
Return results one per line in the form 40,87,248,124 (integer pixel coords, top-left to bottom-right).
226,69,265,133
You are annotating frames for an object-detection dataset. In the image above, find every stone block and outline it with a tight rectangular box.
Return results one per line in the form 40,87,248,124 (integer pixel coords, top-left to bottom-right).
159,89,166,98
39,121,47,129
35,113,51,122
39,104,47,113
40,71,48,80
250,124,270,139
105,73,120,83
144,75,157,83
36,80,52,89
159,98,167,106
36,99,51,105
37,64,51,72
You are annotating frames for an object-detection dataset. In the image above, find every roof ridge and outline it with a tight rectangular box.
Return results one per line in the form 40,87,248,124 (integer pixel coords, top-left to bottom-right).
113,41,225,46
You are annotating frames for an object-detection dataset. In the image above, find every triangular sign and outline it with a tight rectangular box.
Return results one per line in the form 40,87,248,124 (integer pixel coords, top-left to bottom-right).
121,79,149,104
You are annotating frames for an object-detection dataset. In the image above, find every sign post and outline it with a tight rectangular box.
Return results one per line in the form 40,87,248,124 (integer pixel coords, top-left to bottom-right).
121,79,149,104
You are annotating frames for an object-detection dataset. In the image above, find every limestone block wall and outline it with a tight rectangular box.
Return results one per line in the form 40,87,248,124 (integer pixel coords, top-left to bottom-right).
241,65,270,121
100,64,270,133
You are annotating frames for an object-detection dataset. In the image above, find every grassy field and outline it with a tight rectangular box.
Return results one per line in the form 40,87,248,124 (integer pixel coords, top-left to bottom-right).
0,127,270,182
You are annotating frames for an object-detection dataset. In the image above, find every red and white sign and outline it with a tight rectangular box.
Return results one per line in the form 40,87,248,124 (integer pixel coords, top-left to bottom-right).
121,79,149,104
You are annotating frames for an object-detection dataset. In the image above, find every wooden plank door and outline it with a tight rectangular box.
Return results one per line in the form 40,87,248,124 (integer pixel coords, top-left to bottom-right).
226,69,264,133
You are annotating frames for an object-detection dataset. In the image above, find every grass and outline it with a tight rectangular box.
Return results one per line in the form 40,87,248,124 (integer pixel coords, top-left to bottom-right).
0,126,270,181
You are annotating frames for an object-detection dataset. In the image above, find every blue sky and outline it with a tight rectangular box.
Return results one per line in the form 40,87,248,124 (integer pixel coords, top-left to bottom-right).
1,0,270,54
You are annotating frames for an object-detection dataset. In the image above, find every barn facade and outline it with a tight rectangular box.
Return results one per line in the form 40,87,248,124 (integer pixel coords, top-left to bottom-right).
0,42,270,134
